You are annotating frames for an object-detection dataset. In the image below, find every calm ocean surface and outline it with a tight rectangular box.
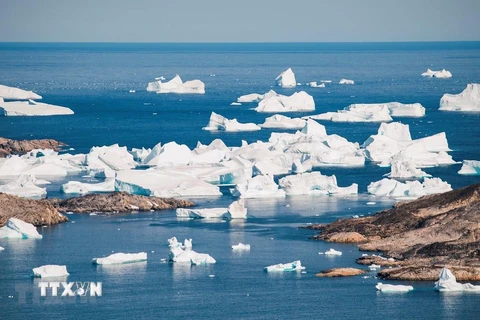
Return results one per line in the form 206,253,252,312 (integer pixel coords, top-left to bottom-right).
0,42,479,319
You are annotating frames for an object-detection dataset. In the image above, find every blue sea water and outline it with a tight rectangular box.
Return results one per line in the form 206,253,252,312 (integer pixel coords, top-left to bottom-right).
0,42,480,319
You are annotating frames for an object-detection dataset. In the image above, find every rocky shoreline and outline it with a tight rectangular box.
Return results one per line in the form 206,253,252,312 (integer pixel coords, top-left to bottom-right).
0,192,195,226
306,183,480,281
0,137,66,157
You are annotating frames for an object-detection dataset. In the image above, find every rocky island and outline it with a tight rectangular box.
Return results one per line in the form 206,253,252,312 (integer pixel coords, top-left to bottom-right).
307,183,480,280
0,137,66,157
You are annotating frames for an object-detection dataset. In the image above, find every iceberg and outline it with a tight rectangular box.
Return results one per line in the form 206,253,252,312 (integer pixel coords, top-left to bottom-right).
92,252,147,265
143,142,192,167
306,104,392,122
86,144,136,173
386,102,426,117
32,265,69,278
275,68,296,88
367,177,452,199
255,91,315,113
168,238,216,265
260,114,306,129
146,75,205,94
387,156,430,179
203,112,261,132
265,260,305,272
439,83,480,111
421,68,452,78
300,119,327,136
458,160,480,175
278,172,358,196
324,248,342,255
0,246,3,251
130,147,152,162
0,99,74,116
232,243,251,250
306,82,325,88
176,199,247,220
434,267,480,292
0,175,47,199
61,179,115,195
0,218,42,239
376,283,414,293
339,79,354,85
0,84,42,100
231,175,286,199
237,90,278,103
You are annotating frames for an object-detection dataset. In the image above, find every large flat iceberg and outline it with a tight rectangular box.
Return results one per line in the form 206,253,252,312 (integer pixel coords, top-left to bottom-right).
176,199,247,219
278,172,358,196
439,83,480,112
61,179,115,195
0,84,42,100
255,91,315,113
147,75,205,94
0,99,74,116
0,175,48,199
203,112,261,132
367,177,452,199
275,68,296,88
93,252,147,265
376,283,413,292
265,260,305,272
32,265,69,278
0,218,42,239
434,267,480,292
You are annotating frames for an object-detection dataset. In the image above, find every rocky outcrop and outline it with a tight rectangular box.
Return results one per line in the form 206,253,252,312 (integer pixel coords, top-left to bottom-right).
49,192,195,213
324,232,367,243
0,137,66,157
0,193,68,226
316,268,366,277
307,184,480,280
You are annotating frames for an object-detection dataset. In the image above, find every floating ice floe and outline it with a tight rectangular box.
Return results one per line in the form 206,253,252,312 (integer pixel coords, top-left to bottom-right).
278,172,358,196
367,177,452,199
421,68,452,78
203,112,261,132
86,144,136,177
260,114,306,129
92,252,147,265
61,179,115,195
237,90,278,103
147,75,205,94
32,265,69,278
0,246,4,251
176,199,247,219
0,175,48,199
324,248,342,255
339,79,354,85
376,283,414,293
434,267,480,292
275,68,296,88
0,99,74,116
265,260,305,272
0,218,42,239
230,102,242,106
168,237,216,265
231,175,286,199
255,91,315,113
306,82,325,88
232,243,251,250
439,83,480,112
0,84,42,100
458,160,480,175
369,264,381,270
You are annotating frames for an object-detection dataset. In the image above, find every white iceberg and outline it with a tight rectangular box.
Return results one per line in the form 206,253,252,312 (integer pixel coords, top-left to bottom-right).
231,175,286,199
367,177,452,199
306,104,392,122
278,172,358,196
265,260,305,272
421,68,452,78
260,114,306,129
458,160,480,175
339,79,354,85
86,144,136,174
203,112,261,132
0,84,42,100
0,218,42,239
324,248,342,256
255,91,315,113
92,252,147,265
387,156,430,179
0,99,74,116
130,147,152,162
143,142,192,167
0,175,47,199
300,119,327,136
376,283,413,292
237,90,278,103
306,82,325,88
168,238,216,265
147,75,205,94
0,246,4,251
434,267,480,292
232,243,251,250
369,264,381,270
61,179,115,195
176,199,247,220
439,83,480,111
275,68,296,88
32,265,69,278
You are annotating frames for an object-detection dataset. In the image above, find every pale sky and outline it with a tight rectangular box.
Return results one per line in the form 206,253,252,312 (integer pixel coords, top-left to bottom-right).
0,0,479,42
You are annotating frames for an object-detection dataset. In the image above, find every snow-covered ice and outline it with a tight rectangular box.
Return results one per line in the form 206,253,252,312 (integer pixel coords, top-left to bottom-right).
324,248,342,255
237,90,278,103
255,91,315,113
275,68,296,88
421,68,452,78
92,252,148,265
176,199,247,220
0,218,42,239
0,84,42,100
231,175,286,199
458,160,480,175
367,177,452,199
376,283,414,292
439,83,480,112
32,265,69,278
0,175,47,199
232,243,251,250
61,179,115,195
168,238,216,265
0,99,74,116
306,82,325,88
278,172,358,196
203,112,261,132
147,75,205,94
260,114,306,129
434,267,480,292
265,260,305,272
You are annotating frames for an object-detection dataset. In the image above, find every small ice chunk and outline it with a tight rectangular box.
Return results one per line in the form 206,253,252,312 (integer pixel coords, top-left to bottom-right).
265,260,305,272
32,265,69,278
92,252,147,265
232,243,251,250
376,283,413,292
203,112,261,132
369,264,381,270
324,248,342,256
339,79,354,85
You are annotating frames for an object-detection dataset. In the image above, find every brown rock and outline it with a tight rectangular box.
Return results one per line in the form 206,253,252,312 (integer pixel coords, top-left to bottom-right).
378,265,480,281
356,255,401,267
323,232,367,243
0,137,66,157
0,193,68,226
49,192,195,213
316,268,367,277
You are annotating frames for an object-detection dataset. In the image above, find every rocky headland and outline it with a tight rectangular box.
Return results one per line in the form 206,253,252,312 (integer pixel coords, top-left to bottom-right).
306,183,480,280
0,137,66,157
